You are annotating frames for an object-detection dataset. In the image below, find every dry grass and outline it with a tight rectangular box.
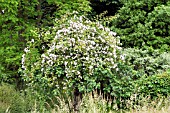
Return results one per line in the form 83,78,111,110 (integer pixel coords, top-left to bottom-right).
128,106,170,113
127,97,170,113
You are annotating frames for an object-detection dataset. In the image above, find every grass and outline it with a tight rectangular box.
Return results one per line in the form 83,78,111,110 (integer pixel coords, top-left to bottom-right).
0,83,169,113
29,93,170,113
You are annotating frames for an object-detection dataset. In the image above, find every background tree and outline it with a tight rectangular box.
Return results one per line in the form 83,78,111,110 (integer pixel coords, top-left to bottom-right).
0,0,38,85
111,0,170,51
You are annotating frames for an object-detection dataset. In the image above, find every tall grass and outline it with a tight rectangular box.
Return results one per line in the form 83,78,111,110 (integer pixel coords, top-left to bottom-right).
0,83,169,113
30,93,170,113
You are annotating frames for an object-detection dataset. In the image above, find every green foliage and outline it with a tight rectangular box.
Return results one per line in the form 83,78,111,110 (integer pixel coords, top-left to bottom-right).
1,0,170,111
93,58,170,109
0,0,38,83
21,9,170,108
0,83,34,113
111,0,170,51
100,66,170,109
145,4,170,50
50,0,91,17
136,71,170,98
99,62,143,109
0,0,92,85
21,12,122,99
122,48,170,76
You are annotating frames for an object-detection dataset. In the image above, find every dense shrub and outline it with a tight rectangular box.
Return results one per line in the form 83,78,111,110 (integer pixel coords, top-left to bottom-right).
21,12,122,100
103,68,170,109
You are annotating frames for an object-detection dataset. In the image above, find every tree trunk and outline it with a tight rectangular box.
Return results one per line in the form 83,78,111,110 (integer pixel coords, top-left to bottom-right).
73,87,82,113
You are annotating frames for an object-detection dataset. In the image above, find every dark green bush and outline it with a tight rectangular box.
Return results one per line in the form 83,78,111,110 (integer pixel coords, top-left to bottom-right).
111,0,170,51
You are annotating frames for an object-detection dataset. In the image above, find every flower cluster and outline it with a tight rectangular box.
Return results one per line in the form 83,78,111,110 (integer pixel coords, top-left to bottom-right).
41,15,122,78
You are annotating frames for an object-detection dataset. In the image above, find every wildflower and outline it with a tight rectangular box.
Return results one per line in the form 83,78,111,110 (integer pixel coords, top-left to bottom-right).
24,47,30,53
31,39,34,43
110,31,117,36
2,10,4,13
89,65,93,69
64,61,68,66
120,55,125,60
41,59,45,64
91,41,95,45
41,68,44,72
42,45,45,49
